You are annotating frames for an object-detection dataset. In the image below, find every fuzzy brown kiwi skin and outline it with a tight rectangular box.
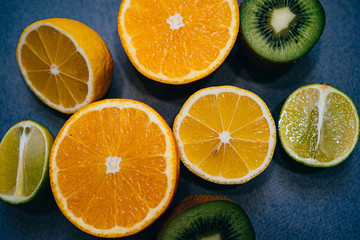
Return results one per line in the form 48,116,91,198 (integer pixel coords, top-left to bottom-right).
238,2,325,71
156,194,237,240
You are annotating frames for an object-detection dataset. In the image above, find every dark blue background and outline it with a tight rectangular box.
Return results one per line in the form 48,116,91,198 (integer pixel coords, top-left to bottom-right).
0,0,359,239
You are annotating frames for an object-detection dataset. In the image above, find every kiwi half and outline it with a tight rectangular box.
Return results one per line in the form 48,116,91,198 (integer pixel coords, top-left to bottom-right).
158,194,255,240
240,0,325,67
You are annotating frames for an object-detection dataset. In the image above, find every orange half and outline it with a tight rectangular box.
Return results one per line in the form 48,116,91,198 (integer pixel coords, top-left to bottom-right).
49,99,179,237
118,0,239,84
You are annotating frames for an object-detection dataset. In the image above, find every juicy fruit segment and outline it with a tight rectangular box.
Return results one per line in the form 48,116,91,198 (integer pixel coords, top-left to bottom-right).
118,0,239,84
173,86,276,184
21,26,88,108
279,84,359,167
159,197,255,240
17,18,113,113
50,99,179,237
0,120,54,204
240,0,325,62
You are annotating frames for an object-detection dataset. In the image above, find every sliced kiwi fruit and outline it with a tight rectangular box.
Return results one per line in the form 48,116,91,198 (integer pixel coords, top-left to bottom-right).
157,194,255,240
240,0,325,67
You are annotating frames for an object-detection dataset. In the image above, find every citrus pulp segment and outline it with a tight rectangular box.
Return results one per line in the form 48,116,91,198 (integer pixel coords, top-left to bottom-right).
17,18,113,113
0,120,54,204
279,83,359,167
118,0,239,84
49,99,179,238
173,86,276,184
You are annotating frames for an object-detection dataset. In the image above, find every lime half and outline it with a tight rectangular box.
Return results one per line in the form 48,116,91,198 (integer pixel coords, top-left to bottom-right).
279,84,359,167
0,120,54,204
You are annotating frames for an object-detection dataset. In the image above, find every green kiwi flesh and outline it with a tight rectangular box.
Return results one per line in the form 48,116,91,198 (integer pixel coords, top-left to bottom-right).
159,200,255,240
240,0,325,63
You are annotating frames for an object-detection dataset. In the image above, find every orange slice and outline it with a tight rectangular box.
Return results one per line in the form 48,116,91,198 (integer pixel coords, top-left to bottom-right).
49,99,179,237
173,86,276,184
118,0,239,84
17,18,113,113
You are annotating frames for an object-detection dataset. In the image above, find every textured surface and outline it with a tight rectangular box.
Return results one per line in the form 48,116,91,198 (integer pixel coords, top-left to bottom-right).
0,0,359,239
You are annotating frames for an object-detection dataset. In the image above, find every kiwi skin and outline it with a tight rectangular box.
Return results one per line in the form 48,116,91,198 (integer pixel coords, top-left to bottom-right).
157,194,253,239
238,1,326,70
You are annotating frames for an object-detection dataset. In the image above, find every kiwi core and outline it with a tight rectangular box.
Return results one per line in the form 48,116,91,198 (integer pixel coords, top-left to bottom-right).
105,156,121,174
271,7,296,33
202,233,221,240
166,13,185,30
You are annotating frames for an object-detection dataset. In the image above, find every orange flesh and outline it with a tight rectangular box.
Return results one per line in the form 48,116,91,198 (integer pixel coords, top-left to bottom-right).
123,0,232,78
179,92,271,178
55,107,168,229
20,26,89,108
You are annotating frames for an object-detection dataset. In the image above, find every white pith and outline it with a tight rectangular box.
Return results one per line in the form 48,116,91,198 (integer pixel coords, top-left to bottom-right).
166,13,185,30
17,22,93,113
219,131,231,144
14,125,28,197
279,84,360,167
105,156,121,174
0,121,49,203
50,64,60,75
173,86,276,184
119,0,239,84
50,100,177,235
271,7,296,33
314,88,327,153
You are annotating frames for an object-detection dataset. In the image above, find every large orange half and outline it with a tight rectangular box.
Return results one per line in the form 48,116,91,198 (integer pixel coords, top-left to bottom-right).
49,99,179,238
118,0,239,84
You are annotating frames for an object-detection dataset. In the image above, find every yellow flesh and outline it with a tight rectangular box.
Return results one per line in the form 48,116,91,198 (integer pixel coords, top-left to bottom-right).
280,86,359,163
179,92,271,179
21,26,89,108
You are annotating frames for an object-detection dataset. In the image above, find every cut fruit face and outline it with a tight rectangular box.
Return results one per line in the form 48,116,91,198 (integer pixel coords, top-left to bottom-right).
159,195,255,240
49,99,179,238
17,18,113,113
279,84,360,167
118,0,239,84
240,0,325,62
0,120,54,204
173,86,276,184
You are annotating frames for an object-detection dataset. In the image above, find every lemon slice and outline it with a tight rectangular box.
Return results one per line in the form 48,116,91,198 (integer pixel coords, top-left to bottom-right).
173,86,276,184
16,18,113,113
0,120,54,204
279,83,359,167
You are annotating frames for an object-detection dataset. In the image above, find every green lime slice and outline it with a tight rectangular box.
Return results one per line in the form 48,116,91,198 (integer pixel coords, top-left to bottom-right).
279,83,359,167
0,120,54,204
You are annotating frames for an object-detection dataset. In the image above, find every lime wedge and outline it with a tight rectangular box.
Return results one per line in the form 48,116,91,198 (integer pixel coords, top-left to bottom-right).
0,120,54,204
279,84,359,167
